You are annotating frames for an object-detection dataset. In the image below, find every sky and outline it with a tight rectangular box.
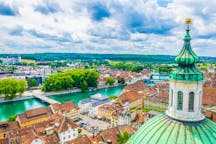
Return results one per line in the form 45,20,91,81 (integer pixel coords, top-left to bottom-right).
0,0,215,56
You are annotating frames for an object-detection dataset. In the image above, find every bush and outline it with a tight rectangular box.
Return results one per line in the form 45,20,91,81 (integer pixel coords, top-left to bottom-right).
8,115,17,122
108,95,118,100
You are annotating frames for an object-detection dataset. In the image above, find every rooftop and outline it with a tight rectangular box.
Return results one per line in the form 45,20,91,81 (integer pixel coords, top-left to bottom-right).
17,107,52,123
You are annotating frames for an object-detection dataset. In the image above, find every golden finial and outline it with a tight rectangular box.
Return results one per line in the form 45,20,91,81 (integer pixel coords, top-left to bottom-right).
185,18,192,25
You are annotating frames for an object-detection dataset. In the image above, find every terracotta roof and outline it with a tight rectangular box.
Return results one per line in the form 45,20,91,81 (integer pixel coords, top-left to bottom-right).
124,80,149,92
51,101,79,113
96,125,136,144
141,69,151,76
57,118,78,133
67,134,93,144
17,107,52,123
117,91,144,104
145,95,168,103
0,121,19,133
0,138,8,144
203,87,216,106
44,133,59,144
136,110,145,124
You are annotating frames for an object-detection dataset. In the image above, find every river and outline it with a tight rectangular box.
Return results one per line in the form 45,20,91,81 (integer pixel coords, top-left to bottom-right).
0,86,124,122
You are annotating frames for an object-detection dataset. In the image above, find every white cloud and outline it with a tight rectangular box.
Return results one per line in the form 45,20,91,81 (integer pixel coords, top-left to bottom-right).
0,0,215,56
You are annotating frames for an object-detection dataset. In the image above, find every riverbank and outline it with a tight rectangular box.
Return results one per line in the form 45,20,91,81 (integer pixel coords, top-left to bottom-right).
0,84,125,104
0,85,124,122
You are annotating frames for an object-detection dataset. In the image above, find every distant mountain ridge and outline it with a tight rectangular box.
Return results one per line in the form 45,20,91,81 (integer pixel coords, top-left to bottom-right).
0,53,215,63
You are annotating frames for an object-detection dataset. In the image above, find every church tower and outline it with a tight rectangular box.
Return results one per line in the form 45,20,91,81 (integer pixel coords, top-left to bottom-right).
129,20,216,144
166,19,204,121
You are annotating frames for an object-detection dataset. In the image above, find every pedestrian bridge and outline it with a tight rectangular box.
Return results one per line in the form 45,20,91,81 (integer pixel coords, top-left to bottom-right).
33,94,60,104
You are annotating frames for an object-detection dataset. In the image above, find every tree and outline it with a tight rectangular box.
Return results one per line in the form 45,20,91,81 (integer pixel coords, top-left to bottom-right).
108,95,118,100
8,115,17,122
0,78,18,100
105,76,115,85
81,80,88,92
0,78,27,99
117,131,131,144
42,69,99,92
118,77,125,84
27,78,39,88
17,80,27,96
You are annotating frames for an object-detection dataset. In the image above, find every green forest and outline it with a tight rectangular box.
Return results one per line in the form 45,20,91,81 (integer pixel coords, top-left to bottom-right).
1,53,216,64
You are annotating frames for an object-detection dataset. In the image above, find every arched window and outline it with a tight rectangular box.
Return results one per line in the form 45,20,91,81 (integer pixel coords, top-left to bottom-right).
189,92,194,112
170,89,173,106
177,91,183,110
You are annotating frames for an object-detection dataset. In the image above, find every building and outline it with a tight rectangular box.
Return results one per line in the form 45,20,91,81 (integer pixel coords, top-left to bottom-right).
0,121,19,139
16,107,52,127
50,101,80,121
96,125,136,144
56,117,79,143
144,96,168,110
78,94,110,118
117,110,132,126
129,21,216,143
205,106,216,122
116,91,145,109
2,56,21,65
208,64,215,73
67,134,93,144
97,103,123,126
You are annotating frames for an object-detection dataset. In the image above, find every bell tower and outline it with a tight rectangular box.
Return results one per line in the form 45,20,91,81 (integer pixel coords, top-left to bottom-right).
166,19,204,122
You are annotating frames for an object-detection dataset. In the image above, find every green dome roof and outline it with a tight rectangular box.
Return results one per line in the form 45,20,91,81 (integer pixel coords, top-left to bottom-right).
129,114,216,144
170,27,203,81
175,29,199,65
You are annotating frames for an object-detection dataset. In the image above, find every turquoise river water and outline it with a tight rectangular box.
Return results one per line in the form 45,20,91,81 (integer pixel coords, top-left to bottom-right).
0,86,124,122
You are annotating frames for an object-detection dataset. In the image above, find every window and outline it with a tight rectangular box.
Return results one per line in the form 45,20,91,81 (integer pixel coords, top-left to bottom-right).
170,89,173,106
177,91,183,110
188,92,194,112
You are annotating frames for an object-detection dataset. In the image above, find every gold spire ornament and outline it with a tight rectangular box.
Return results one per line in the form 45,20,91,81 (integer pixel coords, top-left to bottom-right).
185,18,192,25
185,18,192,30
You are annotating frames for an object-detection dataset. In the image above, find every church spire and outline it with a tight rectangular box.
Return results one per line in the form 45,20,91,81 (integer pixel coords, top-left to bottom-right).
170,18,203,81
167,19,205,122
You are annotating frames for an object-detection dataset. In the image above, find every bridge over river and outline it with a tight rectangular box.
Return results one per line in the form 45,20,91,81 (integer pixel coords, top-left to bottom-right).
33,94,60,104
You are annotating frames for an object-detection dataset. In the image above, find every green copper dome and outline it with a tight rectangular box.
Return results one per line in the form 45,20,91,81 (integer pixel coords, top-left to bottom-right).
129,114,216,144
175,28,199,65
170,27,203,81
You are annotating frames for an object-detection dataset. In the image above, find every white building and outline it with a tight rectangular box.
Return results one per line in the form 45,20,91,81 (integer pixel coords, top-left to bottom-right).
2,56,21,65
118,111,131,125
78,94,110,118
57,118,79,144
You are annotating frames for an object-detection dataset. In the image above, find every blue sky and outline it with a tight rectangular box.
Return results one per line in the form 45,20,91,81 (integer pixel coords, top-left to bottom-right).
0,0,215,56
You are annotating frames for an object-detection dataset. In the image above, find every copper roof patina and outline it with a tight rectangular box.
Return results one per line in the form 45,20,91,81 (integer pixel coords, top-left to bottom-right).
129,114,216,144
170,25,203,82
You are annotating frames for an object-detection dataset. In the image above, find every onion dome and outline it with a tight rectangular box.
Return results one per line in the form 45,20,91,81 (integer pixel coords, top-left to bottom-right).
129,114,216,144
175,27,199,65
170,20,203,81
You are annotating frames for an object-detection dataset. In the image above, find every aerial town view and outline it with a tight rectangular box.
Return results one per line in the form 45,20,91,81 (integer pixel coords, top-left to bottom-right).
0,0,215,144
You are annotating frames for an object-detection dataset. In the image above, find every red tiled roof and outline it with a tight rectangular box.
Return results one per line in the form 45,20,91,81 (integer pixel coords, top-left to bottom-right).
118,91,145,104
51,101,79,113
67,134,93,144
96,125,136,144
124,80,149,92
0,121,19,133
17,107,52,123
203,87,216,106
